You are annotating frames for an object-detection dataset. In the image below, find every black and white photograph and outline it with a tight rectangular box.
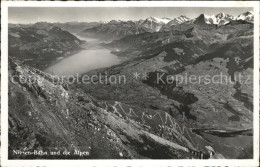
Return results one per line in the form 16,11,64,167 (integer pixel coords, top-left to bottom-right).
1,1,259,166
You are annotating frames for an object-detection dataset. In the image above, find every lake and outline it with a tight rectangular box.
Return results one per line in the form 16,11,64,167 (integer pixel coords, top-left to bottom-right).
44,37,120,76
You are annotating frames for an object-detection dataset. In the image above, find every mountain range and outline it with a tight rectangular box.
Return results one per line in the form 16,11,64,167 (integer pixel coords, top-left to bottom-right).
79,11,254,40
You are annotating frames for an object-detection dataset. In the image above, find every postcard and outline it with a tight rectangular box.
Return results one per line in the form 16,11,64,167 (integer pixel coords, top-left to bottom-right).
1,1,259,166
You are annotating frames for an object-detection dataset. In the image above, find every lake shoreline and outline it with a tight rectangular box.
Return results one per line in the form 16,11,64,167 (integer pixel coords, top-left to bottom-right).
44,43,121,76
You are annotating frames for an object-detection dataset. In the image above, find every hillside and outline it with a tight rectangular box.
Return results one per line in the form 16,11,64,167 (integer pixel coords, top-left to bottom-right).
9,58,216,159
8,22,84,70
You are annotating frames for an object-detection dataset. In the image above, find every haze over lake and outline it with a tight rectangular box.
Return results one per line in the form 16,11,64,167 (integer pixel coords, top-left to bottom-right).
45,37,120,76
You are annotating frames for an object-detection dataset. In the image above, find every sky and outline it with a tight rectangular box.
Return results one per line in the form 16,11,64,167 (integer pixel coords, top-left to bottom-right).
9,7,252,24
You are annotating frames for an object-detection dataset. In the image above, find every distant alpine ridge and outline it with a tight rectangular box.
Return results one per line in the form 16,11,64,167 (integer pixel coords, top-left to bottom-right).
78,11,254,40
192,11,253,25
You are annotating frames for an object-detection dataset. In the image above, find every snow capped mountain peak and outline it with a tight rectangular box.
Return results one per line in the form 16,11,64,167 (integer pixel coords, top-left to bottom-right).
146,17,156,22
146,17,171,24
94,11,254,35
141,17,170,32
194,13,235,25
237,11,254,22
166,15,190,26
194,14,216,25
161,17,171,20
158,15,190,32
215,13,234,20
175,15,190,23
216,12,225,18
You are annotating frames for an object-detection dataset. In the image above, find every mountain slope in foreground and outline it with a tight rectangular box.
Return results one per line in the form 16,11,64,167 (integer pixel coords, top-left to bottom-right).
9,58,221,159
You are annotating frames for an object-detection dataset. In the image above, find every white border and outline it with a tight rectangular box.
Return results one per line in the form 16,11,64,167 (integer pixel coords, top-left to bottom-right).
1,1,259,167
